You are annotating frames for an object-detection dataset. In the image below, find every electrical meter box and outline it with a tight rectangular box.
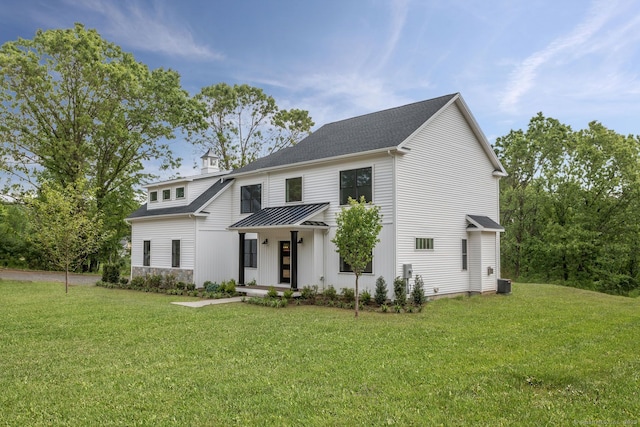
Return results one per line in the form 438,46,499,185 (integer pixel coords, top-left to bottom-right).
402,264,413,279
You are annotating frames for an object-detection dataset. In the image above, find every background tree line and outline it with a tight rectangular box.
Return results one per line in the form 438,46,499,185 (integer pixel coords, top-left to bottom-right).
0,24,312,273
496,113,640,296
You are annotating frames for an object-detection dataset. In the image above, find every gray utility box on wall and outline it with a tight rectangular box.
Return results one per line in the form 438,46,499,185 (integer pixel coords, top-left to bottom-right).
402,264,413,279
497,278,512,294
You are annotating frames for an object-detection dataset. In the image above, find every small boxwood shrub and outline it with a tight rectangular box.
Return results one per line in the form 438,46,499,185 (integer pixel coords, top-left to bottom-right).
341,287,355,303
394,277,406,306
360,289,371,305
374,276,388,305
323,285,337,301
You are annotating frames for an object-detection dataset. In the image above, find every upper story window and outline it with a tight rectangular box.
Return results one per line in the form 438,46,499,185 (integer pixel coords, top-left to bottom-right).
149,191,158,202
241,184,262,213
176,187,185,199
340,167,372,205
286,177,302,203
162,189,171,200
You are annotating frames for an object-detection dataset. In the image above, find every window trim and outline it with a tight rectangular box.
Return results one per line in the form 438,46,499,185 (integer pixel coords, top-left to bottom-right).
415,237,434,251
149,191,158,203
285,177,303,203
175,187,185,199
143,240,151,266
241,184,262,214
244,238,258,268
171,240,180,268
339,166,373,205
162,189,171,201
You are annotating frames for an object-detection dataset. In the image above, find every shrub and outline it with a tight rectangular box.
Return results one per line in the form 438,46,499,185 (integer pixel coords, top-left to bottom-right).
283,289,294,299
360,289,371,305
162,274,178,290
324,285,338,300
247,278,257,287
204,281,219,293
102,264,120,284
147,274,163,289
267,286,278,298
341,287,355,303
186,282,196,291
119,277,129,286
411,275,426,306
300,285,317,300
130,276,145,289
225,280,236,294
394,304,403,313
374,276,388,305
393,277,406,306
380,304,389,313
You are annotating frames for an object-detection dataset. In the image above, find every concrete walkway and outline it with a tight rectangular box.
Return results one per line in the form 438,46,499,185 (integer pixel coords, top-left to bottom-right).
171,297,244,307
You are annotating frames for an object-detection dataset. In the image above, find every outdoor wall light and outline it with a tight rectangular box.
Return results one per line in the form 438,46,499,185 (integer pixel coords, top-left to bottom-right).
262,239,268,245
297,238,303,244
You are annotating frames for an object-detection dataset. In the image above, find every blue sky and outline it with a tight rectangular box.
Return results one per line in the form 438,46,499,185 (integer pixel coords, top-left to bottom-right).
2,0,640,178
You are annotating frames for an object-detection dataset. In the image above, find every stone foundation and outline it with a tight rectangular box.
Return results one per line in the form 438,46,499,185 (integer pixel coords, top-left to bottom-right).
131,266,194,284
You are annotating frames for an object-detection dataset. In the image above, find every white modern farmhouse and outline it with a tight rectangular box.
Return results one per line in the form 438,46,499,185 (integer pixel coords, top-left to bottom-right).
127,93,507,297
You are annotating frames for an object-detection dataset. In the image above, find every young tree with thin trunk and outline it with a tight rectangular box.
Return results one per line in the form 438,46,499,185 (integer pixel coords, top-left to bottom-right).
332,196,382,318
27,180,107,293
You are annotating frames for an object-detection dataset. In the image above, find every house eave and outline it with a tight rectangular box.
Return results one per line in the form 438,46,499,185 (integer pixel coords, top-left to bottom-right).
227,147,402,178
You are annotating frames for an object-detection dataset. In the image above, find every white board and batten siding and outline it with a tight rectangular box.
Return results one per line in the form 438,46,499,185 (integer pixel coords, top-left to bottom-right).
194,184,237,286
395,101,501,295
131,217,195,269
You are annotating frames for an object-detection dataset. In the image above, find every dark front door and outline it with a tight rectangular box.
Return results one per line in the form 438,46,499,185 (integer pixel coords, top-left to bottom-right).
280,241,290,283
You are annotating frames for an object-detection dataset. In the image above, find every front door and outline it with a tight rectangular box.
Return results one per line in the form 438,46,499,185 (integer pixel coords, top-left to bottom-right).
280,241,290,283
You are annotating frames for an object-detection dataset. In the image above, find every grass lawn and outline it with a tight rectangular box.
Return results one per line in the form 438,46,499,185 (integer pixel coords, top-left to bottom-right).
1,281,638,426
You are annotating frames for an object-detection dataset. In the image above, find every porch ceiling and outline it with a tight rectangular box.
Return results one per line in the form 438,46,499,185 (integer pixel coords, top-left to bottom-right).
228,202,330,231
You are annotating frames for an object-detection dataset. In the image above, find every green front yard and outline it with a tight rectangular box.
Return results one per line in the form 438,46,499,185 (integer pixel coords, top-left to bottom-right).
0,280,638,425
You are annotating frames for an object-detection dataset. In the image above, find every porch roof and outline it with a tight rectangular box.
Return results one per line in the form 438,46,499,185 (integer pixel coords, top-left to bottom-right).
466,215,504,232
228,202,330,231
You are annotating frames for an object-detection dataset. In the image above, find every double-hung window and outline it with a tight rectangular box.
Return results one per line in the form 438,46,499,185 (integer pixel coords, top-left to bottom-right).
241,184,262,213
340,167,372,205
143,240,151,266
286,177,302,203
171,240,180,268
461,239,468,271
244,239,258,268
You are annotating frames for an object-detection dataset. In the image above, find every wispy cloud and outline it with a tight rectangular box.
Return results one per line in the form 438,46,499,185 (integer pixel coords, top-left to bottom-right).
499,0,618,112
66,0,223,61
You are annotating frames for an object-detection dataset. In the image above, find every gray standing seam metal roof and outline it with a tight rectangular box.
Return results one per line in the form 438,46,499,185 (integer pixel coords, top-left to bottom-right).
466,215,504,231
127,178,234,220
230,94,457,175
229,203,330,229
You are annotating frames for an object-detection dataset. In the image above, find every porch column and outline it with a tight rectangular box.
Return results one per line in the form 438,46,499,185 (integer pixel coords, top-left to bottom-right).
290,230,298,290
238,232,245,285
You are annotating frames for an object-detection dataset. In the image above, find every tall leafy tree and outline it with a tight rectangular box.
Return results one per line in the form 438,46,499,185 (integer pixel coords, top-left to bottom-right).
496,115,640,294
27,180,107,292
0,24,195,264
332,196,383,317
189,83,314,170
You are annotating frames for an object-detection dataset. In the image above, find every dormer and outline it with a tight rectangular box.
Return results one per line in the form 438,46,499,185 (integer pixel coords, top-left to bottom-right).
201,149,221,174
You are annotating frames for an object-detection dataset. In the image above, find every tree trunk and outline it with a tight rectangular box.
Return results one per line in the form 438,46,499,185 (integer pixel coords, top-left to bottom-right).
354,273,359,318
65,266,69,294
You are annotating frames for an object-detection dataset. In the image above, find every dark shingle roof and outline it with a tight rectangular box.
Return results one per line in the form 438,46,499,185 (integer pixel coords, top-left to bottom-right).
231,94,457,175
466,215,504,231
127,178,233,220
229,203,330,230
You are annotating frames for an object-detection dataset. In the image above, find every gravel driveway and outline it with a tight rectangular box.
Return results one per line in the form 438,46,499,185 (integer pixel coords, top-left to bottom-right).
0,268,100,285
